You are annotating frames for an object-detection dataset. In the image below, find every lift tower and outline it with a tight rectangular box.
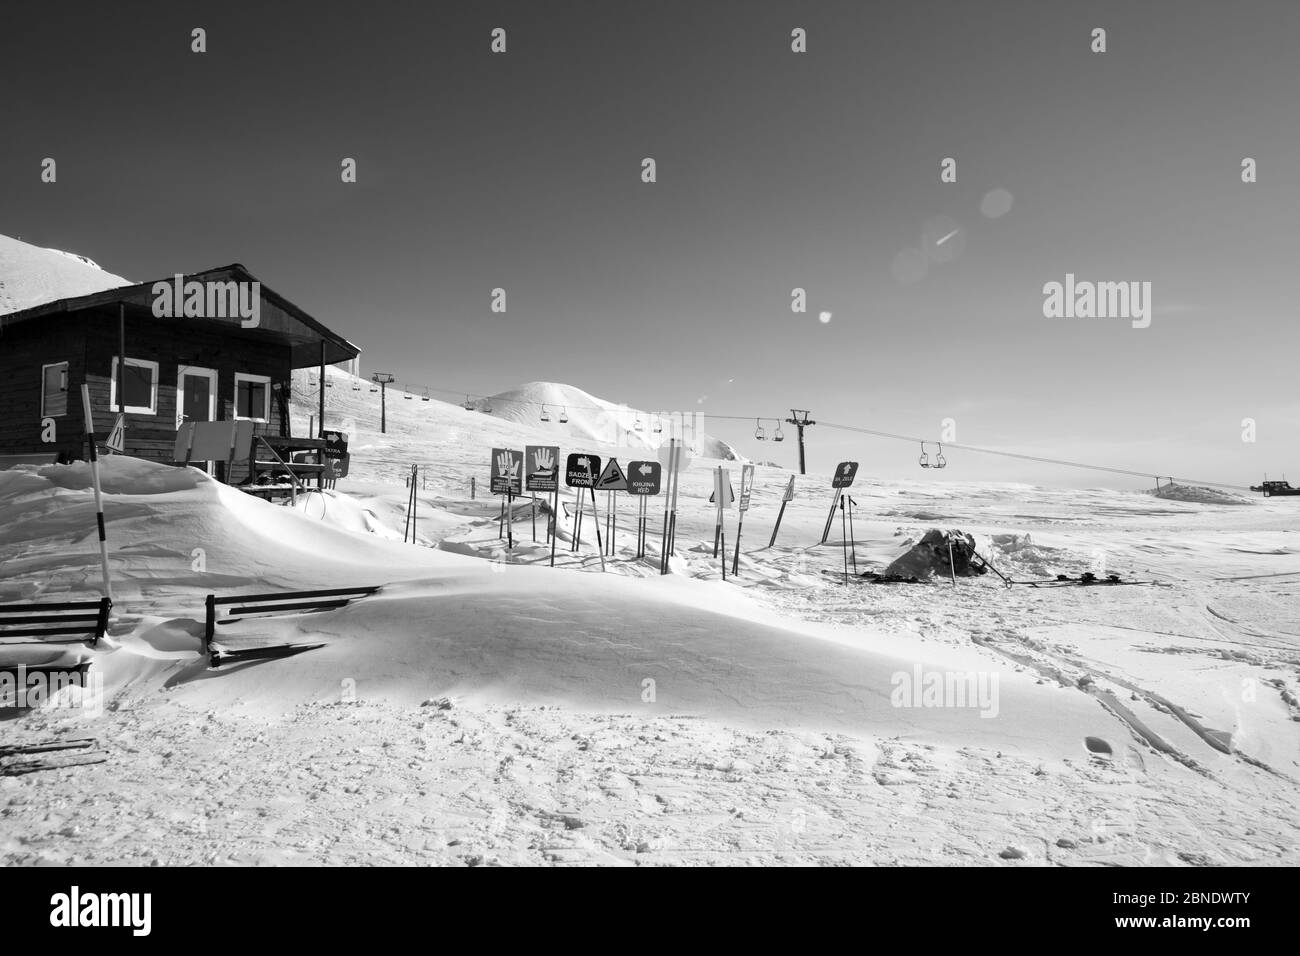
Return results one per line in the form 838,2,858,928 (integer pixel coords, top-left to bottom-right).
784,409,816,475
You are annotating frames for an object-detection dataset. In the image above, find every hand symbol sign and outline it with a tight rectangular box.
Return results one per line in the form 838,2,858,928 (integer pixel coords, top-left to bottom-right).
533,447,554,472
496,450,519,479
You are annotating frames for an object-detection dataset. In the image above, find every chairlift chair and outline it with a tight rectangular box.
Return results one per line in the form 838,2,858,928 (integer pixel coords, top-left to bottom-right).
403,385,413,399
934,443,947,469
540,405,551,422
754,419,766,441
422,388,430,402
919,441,930,468
559,407,569,424
773,421,785,442
369,384,379,394
653,419,663,434
633,416,644,431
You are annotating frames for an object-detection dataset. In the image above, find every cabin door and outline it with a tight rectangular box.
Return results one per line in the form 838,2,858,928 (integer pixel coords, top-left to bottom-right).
177,366,219,471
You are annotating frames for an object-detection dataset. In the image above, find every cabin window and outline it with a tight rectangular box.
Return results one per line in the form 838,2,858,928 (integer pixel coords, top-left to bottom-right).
109,357,159,415
41,362,69,417
234,373,271,422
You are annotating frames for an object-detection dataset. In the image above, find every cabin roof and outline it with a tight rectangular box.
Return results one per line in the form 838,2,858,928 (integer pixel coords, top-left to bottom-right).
0,263,361,368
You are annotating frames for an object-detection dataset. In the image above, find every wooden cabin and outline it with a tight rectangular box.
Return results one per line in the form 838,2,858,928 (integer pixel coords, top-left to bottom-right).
0,264,360,483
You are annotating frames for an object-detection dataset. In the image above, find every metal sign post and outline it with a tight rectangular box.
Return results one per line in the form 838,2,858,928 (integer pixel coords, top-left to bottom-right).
821,461,860,544
732,463,754,576
626,460,661,561
770,474,796,547
491,448,523,557
565,453,603,568
710,468,734,557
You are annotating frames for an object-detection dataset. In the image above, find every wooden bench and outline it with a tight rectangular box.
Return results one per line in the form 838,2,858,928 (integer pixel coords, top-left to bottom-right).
0,598,111,646
204,586,382,664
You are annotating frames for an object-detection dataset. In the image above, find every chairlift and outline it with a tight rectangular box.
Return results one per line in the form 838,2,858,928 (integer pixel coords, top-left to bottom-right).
421,388,430,402
351,381,361,391
754,418,766,441
919,441,930,468
403,385,413,400
541,404,551,422
934,442,947,469
462,395,474,410
325,380,333,388
369,384,379,394
559,406,569,424
634,415,644,431
653,418,663,434
773,421,785,442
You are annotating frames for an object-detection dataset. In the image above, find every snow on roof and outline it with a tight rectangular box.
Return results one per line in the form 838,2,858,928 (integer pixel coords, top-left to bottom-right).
0,233,131,316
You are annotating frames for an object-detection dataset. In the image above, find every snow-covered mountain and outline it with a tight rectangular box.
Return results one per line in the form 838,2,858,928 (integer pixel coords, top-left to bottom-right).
0,233,131,315
475,382,742,460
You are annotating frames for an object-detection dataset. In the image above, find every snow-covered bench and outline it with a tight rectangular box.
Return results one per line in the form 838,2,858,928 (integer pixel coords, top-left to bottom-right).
0,597,111,646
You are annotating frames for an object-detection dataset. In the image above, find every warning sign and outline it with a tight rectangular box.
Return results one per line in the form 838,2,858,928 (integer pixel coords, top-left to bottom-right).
490,447,523,495
525,445,560,492
782,475,796,502
738,464,755,512
105,414,126,453
595,457,628,491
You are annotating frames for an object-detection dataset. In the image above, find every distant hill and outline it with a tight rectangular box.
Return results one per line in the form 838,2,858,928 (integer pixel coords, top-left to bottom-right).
476,382,743,460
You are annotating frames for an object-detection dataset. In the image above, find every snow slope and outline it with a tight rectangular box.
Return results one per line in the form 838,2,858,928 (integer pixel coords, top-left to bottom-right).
0,233,131,315
475,381,742,460
1,365,1297,866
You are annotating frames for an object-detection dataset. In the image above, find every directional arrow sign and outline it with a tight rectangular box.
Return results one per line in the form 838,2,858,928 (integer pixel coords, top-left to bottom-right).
490,447,523,494
525,445,560,492
595,457,629,491
626,460,661,495
831,461,859,489
566,453,601,488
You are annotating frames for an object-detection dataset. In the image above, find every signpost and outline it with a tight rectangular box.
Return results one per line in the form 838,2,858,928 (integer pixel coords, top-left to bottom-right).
79,386,114,604
526,445,560,563
732,463,755,576
626,461,661,559
713,466,734,578
769,474,796,547
822,461,860,544
491,448,523,555
710,468,734,557
596,458,628,555
657,441,693,574
565,453,605,570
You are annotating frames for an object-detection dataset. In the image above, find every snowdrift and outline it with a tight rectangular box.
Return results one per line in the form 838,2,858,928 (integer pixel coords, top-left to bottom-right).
0,456,1116,759
0,233,131,315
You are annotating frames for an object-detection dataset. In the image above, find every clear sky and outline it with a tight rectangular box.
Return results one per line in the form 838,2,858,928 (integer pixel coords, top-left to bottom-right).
3,0,1297,485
